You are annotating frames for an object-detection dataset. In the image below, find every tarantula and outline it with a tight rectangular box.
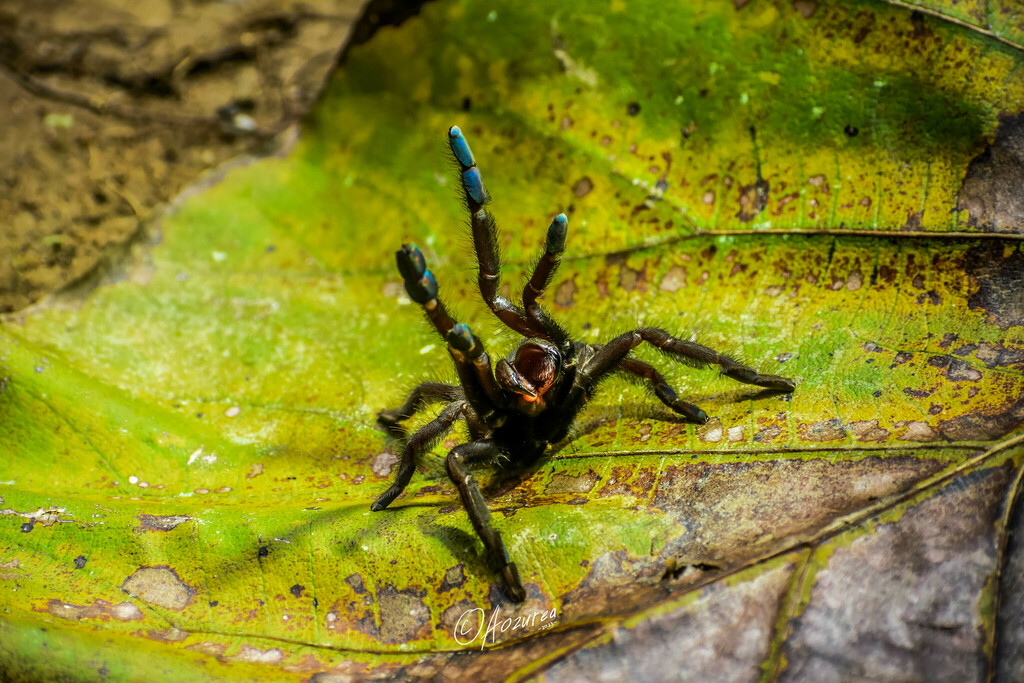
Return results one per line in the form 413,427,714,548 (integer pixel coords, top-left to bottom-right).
371,126,796,602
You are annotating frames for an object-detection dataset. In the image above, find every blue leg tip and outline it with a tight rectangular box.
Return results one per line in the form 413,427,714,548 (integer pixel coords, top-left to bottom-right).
546,213,568,254
396,244,427,281
448,126,476,169
448,323,475,352
462,167,487,205
404,270,438,304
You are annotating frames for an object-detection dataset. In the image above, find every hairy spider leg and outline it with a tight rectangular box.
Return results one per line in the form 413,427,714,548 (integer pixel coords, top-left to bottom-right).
371,401,466,512
377,382,463,436
521,213,573,347
393,243,505,422
444,438,526,602
448,126,550,340
522,214,567,311
395,243,457,339
446,323,506,414
579,328,795,418
618,358,709,424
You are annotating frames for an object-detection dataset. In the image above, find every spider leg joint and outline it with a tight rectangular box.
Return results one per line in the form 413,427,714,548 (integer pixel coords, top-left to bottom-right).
447,323,477,353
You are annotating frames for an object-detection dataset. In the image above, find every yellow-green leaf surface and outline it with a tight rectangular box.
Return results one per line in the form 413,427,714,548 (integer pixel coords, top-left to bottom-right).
3,0,1024,680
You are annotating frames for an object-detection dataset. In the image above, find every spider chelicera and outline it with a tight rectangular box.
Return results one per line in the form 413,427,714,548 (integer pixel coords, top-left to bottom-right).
371,126,796,602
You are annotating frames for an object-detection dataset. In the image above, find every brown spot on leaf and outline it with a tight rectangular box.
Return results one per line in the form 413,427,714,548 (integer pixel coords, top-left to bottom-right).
903,387,935,400
371,452,399,478
793,0,817,18
45,598,144,622
938,398,1024,440
186,642,226,656
439,564,465,593
619,261,647,291
139,628,188,643
554,278,576,307
974,342,1024,370
797,418,848,442
964,243,1024,330
659,265,687,292
928,355,983,382
848,420,891,442
378,584,430,644
956,112,1024,232
737,180,769,222
345,573,367,595
903,210,923,230
573,176,593,198
891,352,914,368
597,465,657,500
546,470,599,495
894,420,939,442
440,598,482,636
137,514,190,532
231,646,284,664
121,566,196,611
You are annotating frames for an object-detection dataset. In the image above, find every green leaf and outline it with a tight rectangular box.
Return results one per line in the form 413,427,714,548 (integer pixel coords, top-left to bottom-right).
2,0,1023,680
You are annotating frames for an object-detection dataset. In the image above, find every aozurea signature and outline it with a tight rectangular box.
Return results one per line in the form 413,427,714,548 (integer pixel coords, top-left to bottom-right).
372,126,796,602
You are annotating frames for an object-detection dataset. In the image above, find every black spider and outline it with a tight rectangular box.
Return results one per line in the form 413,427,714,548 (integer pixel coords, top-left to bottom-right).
371,126,796,602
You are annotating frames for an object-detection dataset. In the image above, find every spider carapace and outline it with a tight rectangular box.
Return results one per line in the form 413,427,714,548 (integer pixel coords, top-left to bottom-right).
371,126,796,602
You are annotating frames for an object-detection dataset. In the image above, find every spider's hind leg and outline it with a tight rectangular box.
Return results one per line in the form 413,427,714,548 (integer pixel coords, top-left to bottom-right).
378,382,463,437
619,358,709,424
586,328,796,393
371,400,465,512
445,438,526,602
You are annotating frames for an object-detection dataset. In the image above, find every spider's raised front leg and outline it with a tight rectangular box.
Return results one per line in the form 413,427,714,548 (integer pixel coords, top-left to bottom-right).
448,126,549,340
619,358,709,424
393,243,504,418
521,213,572,345
444,438,525,602
371,400,465,512
394,242,457,340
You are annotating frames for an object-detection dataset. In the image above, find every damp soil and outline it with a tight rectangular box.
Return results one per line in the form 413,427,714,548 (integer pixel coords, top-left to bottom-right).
0,0,368,312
